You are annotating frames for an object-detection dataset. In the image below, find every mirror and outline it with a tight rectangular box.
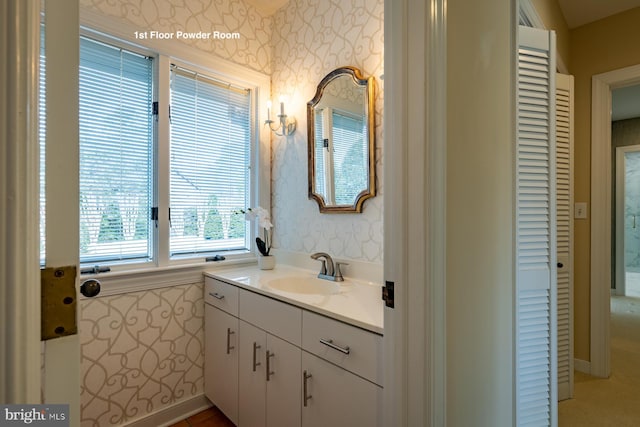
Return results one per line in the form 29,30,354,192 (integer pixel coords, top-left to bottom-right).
307,67,376,213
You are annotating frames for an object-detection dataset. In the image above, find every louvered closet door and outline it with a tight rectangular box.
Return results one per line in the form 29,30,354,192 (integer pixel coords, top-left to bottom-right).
516,26,558,427
556,73,574,401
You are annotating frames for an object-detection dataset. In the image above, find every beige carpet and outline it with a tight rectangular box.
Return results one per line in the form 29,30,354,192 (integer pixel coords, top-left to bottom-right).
559,294,640,426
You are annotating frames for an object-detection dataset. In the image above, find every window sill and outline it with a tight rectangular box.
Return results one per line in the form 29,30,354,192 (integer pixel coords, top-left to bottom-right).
80,254,257,298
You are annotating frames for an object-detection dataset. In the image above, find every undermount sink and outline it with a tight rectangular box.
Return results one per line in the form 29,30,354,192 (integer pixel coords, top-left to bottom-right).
266,276,341,295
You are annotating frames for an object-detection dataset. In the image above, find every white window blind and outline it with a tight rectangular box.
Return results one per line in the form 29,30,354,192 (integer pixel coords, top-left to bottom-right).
332,110,367,205
314,110,326,199
169,66,251,257
79,36,153,264
39,26,46,263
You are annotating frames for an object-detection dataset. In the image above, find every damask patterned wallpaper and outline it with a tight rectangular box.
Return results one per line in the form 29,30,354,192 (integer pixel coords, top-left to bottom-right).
80,0,273,74
80,283,204,426
75,1,384,425
270,0,385,264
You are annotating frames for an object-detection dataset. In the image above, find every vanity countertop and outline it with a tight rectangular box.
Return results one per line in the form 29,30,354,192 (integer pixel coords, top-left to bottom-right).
204,264,384,334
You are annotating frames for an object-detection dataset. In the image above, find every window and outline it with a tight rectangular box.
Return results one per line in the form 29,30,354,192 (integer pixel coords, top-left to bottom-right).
331,110,367,205
79,37,153,264
169,66,250,257
43,33,258,269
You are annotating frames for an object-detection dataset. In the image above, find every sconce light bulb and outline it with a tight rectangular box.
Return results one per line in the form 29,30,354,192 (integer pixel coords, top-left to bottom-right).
266,100,272,109
278,95,285,103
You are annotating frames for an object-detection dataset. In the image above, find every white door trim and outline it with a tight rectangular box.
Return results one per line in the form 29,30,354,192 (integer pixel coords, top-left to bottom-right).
0,0,42,403
591,64,640,378
383,0,446,425
43,1,81,425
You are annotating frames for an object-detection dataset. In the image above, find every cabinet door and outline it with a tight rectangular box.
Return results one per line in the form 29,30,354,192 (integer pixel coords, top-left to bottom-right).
239,321,267,427
205,304,239,425
301,352,381,427
266,335,301,427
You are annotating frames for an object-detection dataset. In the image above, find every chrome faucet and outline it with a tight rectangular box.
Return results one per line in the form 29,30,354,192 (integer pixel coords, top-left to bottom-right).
310,252,348,282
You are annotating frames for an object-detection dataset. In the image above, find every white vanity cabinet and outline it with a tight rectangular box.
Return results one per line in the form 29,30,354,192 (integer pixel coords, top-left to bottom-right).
204,304,239,425
301,311,383,427
238,289,302,427
204,274,382,427
239,321,301,427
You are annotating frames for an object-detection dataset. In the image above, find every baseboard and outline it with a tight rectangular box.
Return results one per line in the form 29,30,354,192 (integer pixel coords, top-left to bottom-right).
123,394,212,427
574,358,591,374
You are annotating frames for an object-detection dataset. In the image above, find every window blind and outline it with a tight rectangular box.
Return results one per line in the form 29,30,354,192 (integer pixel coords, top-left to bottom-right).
39,26,46,263
169,66,251,257
332,111,367,205
79,36,153,263
314,110,326,199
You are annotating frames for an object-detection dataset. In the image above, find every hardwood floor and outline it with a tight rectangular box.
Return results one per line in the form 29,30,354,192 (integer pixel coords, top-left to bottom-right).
169,407,235,427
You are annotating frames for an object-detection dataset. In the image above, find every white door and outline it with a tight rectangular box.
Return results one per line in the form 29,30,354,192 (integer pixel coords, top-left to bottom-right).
515,25,558,426
42,1,82,426
556,73,574,401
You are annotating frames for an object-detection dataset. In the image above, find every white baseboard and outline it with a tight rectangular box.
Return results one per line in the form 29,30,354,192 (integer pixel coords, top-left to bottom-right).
574,358,591,374
123,394,212,427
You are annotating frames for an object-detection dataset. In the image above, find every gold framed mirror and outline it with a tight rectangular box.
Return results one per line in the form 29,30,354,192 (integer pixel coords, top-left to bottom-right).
307,67,376,213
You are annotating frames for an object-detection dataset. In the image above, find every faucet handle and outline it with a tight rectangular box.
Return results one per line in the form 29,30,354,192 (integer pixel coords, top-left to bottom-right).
334,262,349,281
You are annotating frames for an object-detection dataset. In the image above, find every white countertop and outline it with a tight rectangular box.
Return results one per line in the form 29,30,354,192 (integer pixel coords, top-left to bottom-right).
204,264,384,334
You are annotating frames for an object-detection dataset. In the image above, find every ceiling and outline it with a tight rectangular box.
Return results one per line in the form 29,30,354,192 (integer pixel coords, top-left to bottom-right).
556,0,640,121
557,0,640,28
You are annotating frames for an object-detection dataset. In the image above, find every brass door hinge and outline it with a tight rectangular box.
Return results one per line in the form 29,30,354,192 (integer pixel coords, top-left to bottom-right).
41,266,77,340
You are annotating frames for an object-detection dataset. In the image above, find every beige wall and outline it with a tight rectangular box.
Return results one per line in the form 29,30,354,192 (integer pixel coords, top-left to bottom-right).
570,7,640,360
447,0,514,424
531,0,570,70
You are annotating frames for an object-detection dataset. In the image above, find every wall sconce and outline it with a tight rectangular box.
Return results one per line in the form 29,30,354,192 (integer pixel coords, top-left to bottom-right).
265,96,296,136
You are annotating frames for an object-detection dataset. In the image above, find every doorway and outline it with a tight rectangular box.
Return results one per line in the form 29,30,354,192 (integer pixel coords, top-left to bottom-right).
616,144,640,297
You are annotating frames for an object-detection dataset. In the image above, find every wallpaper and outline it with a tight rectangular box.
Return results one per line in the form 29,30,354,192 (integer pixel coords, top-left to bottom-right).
80,0,273,74
270,0,385,264
79,283,204,426
73,2,385,425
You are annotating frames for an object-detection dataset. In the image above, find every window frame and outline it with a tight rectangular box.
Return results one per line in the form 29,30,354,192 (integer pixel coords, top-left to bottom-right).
72,13,271,285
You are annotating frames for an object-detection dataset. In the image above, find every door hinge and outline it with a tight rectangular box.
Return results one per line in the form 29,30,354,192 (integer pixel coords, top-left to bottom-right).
41,266,78,340
382,281,394,309
152,101,159,117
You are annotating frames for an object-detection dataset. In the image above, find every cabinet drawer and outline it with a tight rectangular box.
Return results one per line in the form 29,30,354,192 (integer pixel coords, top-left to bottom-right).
204,277,239,316
302,311,383,386
240,289,302,346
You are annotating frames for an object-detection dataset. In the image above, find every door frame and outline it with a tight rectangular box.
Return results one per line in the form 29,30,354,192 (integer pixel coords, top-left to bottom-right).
2,0,449,424
591,64,640,378
383,0,447,425
615,144,640,297
0,0,42,403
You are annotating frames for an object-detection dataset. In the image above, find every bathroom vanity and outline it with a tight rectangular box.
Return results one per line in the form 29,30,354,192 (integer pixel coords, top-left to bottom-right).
203,265,383,427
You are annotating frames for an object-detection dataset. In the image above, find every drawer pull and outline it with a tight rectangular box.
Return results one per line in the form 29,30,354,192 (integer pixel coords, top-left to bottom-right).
226,328,235,354
303,370,312,407
319,338,350,355
252,342,261,372
266,350,275,381
209,292,225,300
